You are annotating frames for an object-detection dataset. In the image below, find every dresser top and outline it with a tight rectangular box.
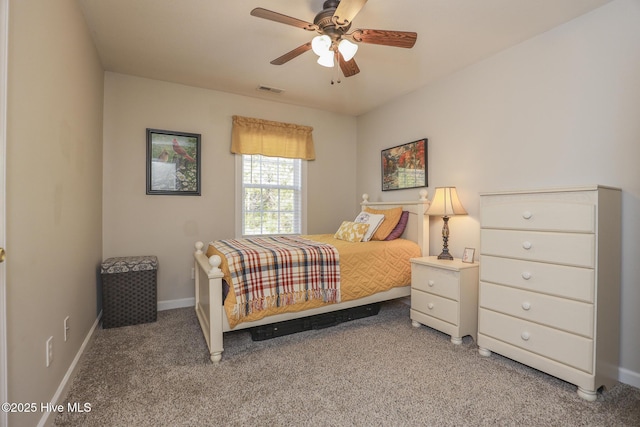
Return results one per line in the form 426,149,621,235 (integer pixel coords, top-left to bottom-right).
480,185,621,196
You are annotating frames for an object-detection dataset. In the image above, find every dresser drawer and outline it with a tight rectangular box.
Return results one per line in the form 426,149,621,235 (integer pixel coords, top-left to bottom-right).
479,255,594,302
411,289,458,325
480,229,595,268
411,264,459,300
479,282,594,337
479,309,593,373
481,193,595,233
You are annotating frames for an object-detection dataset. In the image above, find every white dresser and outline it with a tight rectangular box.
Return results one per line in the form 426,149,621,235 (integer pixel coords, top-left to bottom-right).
477,186,621,401
410,257,479,344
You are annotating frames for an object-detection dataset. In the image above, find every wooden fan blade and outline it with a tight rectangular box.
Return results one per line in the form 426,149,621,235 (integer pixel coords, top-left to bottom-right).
270,42,312,65
352,29,417,48
333,0,368,27
337,51,360,78
250,7,318,31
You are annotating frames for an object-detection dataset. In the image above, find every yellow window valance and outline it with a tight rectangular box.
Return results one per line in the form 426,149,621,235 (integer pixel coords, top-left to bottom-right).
231,115,315,160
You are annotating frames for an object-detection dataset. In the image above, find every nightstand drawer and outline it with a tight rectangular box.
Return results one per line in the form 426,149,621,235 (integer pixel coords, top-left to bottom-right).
480,282,594,337
479,309,593,373
411,264,459,300
480,229,595,268
480,255,594,302
411,289,458,325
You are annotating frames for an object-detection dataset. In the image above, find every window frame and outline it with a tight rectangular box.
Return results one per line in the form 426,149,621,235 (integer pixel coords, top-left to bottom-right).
235,154,307,238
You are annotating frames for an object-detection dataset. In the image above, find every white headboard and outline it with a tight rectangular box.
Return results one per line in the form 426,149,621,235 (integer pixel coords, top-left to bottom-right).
360,190,430,256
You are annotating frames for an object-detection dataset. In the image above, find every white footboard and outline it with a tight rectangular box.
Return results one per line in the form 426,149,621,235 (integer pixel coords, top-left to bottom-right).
194,241,225,363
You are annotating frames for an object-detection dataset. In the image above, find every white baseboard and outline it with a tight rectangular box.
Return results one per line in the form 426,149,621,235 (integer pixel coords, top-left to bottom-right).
38,311,102,427
619,366,640,389
157,297,195,311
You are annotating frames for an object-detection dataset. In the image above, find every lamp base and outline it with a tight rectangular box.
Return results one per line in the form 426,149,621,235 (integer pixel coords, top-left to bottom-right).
437,216,454,260
437,250,454,261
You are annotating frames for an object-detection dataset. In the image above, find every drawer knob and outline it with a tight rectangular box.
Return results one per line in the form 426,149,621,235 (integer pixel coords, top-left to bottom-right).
427,303,434,310
521,302,531,311
521,332,531,341
522,211,533,220
428,280,435,287
522,271,532,280
522,241,532,250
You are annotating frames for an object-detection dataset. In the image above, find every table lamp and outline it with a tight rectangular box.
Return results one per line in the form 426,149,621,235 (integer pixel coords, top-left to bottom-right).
426,187,467,260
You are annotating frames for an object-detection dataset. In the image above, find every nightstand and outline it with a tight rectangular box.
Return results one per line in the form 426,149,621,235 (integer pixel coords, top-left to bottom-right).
410,256,479,344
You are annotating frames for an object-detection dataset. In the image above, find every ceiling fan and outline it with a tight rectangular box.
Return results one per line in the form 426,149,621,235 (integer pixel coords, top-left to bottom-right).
250,0,417,78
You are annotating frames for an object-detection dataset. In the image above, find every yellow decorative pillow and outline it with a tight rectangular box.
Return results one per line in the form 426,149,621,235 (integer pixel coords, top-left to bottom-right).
334,221,370,243
363,206,404,241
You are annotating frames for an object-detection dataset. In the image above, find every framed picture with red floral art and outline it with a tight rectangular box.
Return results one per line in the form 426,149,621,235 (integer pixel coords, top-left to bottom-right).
381,138,427,191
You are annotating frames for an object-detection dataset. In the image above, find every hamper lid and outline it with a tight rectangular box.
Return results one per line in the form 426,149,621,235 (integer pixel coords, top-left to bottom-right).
101,256,158,274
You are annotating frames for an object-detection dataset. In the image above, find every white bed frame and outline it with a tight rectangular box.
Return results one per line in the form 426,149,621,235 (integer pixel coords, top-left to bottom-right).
194,191,430,362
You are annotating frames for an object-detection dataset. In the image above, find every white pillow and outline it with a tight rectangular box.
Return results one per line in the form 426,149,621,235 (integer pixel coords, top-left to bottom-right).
353,212,385,242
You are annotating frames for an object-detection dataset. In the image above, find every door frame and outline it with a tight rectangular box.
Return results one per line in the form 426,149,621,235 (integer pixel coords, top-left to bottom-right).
0,0,9,425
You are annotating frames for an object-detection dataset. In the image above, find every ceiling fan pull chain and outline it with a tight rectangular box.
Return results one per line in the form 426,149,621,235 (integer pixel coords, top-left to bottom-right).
331,65,342,85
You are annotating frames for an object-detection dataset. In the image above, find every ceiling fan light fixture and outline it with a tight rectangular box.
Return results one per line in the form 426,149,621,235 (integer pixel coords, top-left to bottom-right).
311,35,332,56
317,52,335,67
338,39,358,61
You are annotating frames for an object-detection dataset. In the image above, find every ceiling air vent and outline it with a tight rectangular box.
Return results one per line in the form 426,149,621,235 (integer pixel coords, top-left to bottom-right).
257,85,284,94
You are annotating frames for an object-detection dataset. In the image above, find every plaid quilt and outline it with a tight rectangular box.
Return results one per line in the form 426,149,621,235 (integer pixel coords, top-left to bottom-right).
213,236,341,318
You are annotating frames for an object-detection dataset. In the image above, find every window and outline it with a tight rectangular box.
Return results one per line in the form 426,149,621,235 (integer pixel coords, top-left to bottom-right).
237,154,305,236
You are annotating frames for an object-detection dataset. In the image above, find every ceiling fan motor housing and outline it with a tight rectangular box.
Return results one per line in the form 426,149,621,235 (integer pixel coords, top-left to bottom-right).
315,0,352,41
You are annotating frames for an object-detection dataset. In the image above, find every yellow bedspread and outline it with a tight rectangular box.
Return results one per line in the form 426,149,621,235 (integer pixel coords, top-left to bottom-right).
206,234,421,329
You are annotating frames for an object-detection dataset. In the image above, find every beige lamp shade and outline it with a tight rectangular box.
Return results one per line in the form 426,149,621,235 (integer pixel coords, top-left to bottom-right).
426,187,467,217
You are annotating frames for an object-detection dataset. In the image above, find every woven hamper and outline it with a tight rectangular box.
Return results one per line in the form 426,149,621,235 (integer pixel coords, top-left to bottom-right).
100,256,158,328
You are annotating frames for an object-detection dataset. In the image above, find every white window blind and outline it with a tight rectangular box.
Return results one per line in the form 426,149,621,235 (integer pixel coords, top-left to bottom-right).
240,154,302,236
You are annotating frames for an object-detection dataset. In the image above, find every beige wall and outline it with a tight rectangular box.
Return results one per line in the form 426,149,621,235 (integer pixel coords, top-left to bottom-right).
6,0,104,425
357,0,640,386
102,73,357,305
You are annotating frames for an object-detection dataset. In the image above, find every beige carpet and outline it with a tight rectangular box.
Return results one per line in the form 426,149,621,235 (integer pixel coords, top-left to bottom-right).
55,300,640,426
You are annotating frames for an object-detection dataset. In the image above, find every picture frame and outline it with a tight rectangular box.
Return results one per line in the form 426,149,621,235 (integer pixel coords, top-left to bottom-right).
146,128,201,196
462,247,476,263
381,138,427,191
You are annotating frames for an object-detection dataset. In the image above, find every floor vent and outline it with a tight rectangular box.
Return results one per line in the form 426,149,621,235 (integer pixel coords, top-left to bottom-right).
257,85,284,94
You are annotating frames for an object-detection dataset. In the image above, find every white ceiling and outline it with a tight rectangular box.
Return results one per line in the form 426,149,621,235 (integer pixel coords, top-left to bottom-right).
78,0,613,116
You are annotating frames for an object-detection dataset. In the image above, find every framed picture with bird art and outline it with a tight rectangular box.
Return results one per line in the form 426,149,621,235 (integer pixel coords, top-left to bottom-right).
146,128,201,195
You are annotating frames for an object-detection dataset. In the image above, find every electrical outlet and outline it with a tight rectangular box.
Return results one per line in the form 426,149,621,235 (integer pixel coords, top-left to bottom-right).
64,316,70,342
46,336,53,367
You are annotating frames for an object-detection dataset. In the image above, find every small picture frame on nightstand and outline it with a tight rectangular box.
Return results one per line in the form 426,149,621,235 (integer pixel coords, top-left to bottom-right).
462,248,475,263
